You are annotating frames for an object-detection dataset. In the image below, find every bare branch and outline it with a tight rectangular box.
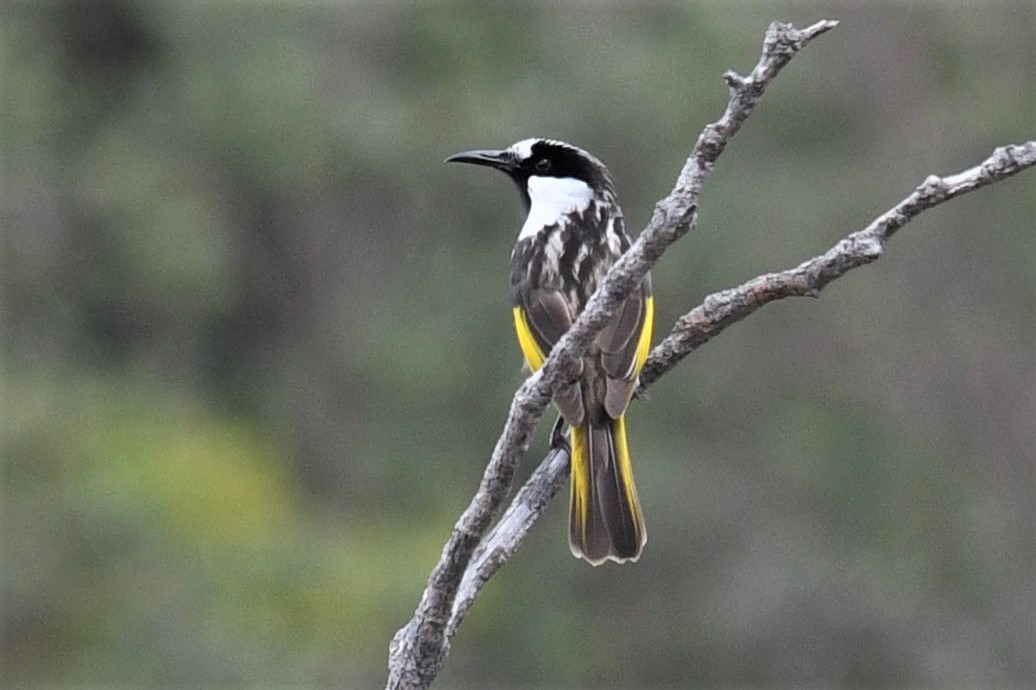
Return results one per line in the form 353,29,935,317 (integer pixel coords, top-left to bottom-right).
447,446,570,639
447,140,1036,613
638,140,1036,389
387,19,838,690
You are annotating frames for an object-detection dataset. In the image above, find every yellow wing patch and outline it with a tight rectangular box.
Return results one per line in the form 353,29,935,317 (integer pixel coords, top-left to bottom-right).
632,295,655,376
517,296,652,376
513,306,546,371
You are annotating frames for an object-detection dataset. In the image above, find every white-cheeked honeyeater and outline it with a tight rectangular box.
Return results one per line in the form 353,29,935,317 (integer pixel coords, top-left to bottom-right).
447,138,653,565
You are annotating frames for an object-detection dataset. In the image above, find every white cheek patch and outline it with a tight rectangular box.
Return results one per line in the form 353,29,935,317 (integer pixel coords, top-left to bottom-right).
519,176,593,240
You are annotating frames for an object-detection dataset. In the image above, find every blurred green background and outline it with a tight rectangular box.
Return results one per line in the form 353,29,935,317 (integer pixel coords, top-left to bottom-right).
2,1,1033,688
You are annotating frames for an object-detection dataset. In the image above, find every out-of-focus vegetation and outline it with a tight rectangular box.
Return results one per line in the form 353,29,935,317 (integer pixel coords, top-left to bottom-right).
1,1,1032,688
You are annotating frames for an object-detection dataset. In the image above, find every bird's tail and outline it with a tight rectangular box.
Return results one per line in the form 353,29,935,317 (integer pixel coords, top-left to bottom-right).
569,415,646,565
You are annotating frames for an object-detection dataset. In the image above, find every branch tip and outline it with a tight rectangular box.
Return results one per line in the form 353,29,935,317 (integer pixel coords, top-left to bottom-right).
803,19,840,38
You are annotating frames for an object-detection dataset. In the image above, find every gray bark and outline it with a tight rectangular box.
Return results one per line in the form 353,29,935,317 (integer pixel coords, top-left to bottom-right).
385,18,1035,690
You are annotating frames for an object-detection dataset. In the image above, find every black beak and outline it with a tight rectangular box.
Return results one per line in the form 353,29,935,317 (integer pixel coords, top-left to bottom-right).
445,148,516,172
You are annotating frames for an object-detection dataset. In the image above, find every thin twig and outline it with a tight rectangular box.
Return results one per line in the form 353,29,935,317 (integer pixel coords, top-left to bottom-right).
639,141,1036,389
386,19,839,690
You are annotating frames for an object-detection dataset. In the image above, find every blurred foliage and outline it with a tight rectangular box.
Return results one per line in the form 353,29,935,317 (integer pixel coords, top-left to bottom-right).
1,1,1033,688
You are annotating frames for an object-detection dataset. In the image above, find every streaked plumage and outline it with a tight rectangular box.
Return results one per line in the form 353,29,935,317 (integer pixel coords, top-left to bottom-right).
447,138,653,565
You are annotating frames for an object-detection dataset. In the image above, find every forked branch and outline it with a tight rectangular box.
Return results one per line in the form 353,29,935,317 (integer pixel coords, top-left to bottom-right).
386,19,838,690
453,141,1036,635
385,19,1036,690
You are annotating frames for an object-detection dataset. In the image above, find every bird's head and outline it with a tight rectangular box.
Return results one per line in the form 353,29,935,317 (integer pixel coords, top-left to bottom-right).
446,138,617,215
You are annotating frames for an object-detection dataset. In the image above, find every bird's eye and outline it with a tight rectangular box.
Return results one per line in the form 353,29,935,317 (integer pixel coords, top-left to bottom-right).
534,158,552,173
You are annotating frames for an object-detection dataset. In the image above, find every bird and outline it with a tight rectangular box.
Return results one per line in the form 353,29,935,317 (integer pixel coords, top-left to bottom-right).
446,138,654,565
